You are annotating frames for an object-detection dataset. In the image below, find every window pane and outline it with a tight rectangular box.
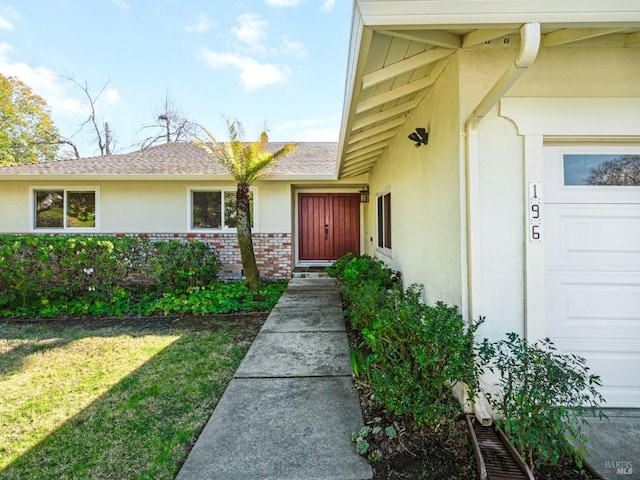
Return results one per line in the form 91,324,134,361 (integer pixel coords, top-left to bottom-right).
564,154,640,186
377,196,383,248
224,191,254,228
66,191,96,228
35,190,64,228
384,193,392,249
192,191,221,229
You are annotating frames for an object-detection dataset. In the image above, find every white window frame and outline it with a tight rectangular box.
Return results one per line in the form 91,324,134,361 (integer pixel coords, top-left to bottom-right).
30,186,100,233
188,186,258,232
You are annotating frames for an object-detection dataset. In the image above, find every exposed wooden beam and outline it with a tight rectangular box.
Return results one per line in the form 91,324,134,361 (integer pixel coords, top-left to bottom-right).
356,60,445,115
342,161,379,177
542,28,628,47
462,28,518,48
352,99,418,130
348,117,405,145
344,149,385,166
342,156,379,171
379,29,462,49
356,80,426,114
625,31,640,47
346,129,398,151
346,138,391,155
362,47,453,90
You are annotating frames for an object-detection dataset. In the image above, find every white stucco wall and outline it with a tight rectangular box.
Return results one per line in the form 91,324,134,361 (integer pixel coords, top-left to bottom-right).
364,54,464,308
361,42,640,343
0,179,295,234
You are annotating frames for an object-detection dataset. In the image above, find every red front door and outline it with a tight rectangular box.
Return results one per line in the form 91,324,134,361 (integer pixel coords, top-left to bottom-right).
298,193,360,261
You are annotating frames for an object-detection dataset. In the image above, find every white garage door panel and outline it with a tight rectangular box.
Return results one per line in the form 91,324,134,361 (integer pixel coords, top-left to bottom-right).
544,339,640,407
543,147,640,407
545,204,640,269
546,272,640,337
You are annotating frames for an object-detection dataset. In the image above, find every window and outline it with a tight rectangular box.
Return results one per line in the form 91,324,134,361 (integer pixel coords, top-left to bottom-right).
190,188,255,230
377,191,391,250
33,188,98,230
563,154,640,186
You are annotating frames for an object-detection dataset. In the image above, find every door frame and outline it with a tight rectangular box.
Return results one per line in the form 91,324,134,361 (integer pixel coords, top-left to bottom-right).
294,188,364,267
499,97,640,341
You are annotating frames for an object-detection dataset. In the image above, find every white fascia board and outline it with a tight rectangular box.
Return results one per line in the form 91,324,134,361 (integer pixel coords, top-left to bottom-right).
356,0,640,28
336,4,373,179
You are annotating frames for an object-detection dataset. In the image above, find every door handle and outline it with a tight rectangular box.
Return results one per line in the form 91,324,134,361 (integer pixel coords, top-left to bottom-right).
324,224,329,240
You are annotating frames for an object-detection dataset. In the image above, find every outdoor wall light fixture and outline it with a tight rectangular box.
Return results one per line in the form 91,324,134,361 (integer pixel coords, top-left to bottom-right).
408,128,429,147
359,185,370,203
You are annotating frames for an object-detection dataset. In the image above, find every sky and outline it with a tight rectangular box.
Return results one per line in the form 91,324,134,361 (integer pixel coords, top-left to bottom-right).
0,0,353,157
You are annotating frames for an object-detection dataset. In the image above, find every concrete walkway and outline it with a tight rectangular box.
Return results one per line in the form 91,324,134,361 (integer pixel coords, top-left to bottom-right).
582,409,640,480
176,277,373,480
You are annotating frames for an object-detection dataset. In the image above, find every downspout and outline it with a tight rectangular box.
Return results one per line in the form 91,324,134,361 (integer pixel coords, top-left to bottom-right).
460,23,540,425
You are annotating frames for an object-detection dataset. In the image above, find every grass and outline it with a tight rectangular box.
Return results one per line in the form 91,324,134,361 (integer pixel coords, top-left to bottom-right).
0,317,264,479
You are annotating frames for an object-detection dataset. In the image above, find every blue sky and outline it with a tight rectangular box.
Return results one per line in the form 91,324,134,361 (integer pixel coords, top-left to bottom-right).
0,0,352,157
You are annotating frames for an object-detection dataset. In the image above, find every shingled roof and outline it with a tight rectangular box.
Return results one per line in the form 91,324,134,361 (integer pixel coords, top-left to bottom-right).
0,141,338,179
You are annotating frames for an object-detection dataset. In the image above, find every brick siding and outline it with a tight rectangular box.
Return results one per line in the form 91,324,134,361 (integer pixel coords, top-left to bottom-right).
137,232,292,281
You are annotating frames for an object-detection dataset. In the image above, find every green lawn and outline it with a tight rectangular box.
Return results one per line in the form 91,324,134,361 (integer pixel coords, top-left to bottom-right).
0,317,264,479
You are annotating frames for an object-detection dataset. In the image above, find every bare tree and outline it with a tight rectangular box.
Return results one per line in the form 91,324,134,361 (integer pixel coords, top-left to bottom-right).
60,73,117,157
138,91,197,149
587,154,640,186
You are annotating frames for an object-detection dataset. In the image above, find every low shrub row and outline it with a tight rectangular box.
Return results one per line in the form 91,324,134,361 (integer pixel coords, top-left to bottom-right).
329,253,606,473
328,253,480,428
0,235,286,317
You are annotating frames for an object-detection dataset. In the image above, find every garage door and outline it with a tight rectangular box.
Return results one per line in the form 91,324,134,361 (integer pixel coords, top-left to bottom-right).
544,147,640,408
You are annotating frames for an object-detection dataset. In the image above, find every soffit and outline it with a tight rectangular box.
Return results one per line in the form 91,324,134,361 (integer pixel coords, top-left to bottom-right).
338,1,640,178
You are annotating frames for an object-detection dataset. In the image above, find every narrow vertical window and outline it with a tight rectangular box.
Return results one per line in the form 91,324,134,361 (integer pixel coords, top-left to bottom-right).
377,192,392,250
383,192,392,249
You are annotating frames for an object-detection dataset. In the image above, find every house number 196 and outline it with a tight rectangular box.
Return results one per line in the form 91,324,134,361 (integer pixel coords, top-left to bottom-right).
528,181,542,243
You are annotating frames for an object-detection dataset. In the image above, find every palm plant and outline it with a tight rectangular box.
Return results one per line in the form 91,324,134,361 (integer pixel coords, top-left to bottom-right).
196,120,296,289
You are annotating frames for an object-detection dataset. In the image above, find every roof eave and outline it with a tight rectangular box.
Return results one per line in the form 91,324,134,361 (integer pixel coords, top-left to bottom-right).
356,0,640,28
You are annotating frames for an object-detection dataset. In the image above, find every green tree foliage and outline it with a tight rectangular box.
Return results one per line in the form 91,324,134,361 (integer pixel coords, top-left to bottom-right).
196,120,296,289
0,73,60,165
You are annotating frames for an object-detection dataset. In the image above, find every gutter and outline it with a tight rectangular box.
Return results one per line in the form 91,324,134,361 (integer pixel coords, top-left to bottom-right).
463,22,541,425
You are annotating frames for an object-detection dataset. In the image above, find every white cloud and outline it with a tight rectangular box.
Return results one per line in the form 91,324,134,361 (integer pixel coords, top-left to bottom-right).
104,88,122,105
0,42,86,118
266,0,301,7
199,48,290,91
274,115,340,141
265,0,335,10
320,0,335,12
232,13,268,50
185,13,216,34
0,13,13,30
109,0,131,10
281,36,307,58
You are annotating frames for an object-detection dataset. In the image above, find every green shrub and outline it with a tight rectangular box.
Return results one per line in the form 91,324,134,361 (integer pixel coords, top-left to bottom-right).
477,333,607,471
327,254,400,331
344,281,396,331
153,281,287,315
328,253,480,428
327,253,400,291
363,284,481,428
150,240,220,292
0,235,221,315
